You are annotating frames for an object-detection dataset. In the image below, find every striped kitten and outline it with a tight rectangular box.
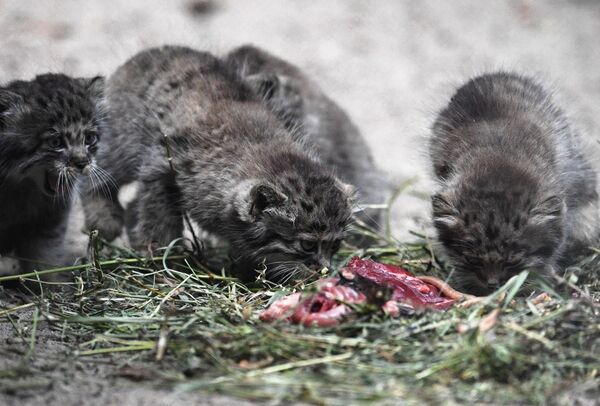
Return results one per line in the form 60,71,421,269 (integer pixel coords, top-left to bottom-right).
430,72,598,295
226,45,388,234
0,74,105,271
82,46,354,282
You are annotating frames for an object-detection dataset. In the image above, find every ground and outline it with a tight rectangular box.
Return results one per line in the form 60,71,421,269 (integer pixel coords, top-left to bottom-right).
1,1,600,405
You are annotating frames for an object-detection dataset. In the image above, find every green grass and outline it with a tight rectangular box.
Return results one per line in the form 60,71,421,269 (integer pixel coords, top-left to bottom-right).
1,224,599,405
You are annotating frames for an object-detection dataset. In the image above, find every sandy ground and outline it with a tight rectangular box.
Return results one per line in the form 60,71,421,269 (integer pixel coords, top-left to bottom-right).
0,307,255,406
2,0,600,404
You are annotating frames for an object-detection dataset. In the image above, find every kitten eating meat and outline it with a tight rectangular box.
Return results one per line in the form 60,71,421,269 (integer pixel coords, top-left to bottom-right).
0,74,105,271
225,45,388,233
82,46,354,282
430,72,598,295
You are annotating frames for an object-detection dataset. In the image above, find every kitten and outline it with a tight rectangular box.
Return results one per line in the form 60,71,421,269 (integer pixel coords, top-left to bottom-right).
82,46,354,282
0,73,105,271
225,45,389,233
430,72,598,295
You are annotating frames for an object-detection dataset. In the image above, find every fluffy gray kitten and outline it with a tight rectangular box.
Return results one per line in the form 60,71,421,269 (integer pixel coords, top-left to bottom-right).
225,45,388,233
0,74,105,271
430,72,598,295
82,46,354,281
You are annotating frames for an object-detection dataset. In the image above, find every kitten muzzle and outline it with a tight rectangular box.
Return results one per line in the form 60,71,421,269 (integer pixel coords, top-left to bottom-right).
69,158,90,171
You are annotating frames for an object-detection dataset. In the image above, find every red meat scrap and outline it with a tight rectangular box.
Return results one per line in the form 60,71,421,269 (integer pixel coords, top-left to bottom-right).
259,278,366,327
344,257,456,311
260,257,464,327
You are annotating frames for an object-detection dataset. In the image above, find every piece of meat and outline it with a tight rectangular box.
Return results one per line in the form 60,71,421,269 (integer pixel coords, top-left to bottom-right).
416,276,476,301
381,300,400,317
259,292,302,322
259,279,366,327
260,257,470,326
291,281,366,327
344,258,456,311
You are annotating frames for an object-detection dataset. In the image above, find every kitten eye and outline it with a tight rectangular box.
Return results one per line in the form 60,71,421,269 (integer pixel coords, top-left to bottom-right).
464,257,479,266
46,135,63,150
504,260,522,272
300,240,318,253
84,130,98,145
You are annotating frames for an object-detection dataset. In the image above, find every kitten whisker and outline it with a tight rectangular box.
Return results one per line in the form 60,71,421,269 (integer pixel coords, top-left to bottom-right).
90,170,110,200
56,167,68,205
91,165,117,189
267,259,316,285
267,261,306,284
64,169,77,202
88,165,116,198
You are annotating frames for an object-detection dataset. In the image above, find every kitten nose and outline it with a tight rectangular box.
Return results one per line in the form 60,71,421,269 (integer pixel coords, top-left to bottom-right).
308,256,330,270
316,256,331,270
486,275,500,290
70,158,89,170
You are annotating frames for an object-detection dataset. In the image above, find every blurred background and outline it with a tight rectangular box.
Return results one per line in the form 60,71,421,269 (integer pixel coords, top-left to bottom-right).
2,0,600,241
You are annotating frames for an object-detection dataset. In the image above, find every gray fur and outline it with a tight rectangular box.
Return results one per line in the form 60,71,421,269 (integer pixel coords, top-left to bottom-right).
430,72,598,295
225,45,388,233
82,46,354,282
0,73,105,271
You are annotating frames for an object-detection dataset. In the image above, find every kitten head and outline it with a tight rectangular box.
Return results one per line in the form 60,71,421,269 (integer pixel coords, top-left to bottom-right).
232,155,354,283
432,163,565,295
0,74,105,198
227,45,306,128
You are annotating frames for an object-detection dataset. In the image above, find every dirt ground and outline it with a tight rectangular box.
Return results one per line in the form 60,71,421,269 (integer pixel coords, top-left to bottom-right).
2,1,600,404
0,309,255,406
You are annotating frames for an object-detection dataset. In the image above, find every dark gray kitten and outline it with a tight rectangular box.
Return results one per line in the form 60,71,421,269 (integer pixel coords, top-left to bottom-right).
0,74,105,270
82,46,354,282
225,45,388,233
430,72,598,295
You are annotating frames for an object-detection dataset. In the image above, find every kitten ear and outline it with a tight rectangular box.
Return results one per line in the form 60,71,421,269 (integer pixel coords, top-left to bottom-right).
80,76,105,100
522,196,565,258
249,184,288,218
0,89,26,129
246,72,280,101
431,192,460,228
529,195,565,226
337,181,356,199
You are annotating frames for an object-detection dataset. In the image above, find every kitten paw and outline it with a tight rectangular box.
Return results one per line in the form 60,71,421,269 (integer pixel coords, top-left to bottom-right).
83,197,125,241
86,212,124,241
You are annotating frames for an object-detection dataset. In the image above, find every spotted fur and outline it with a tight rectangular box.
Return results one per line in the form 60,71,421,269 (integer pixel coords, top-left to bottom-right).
430,72,598,295
225,45,388,233
82,46,354,282
0,73,106,270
